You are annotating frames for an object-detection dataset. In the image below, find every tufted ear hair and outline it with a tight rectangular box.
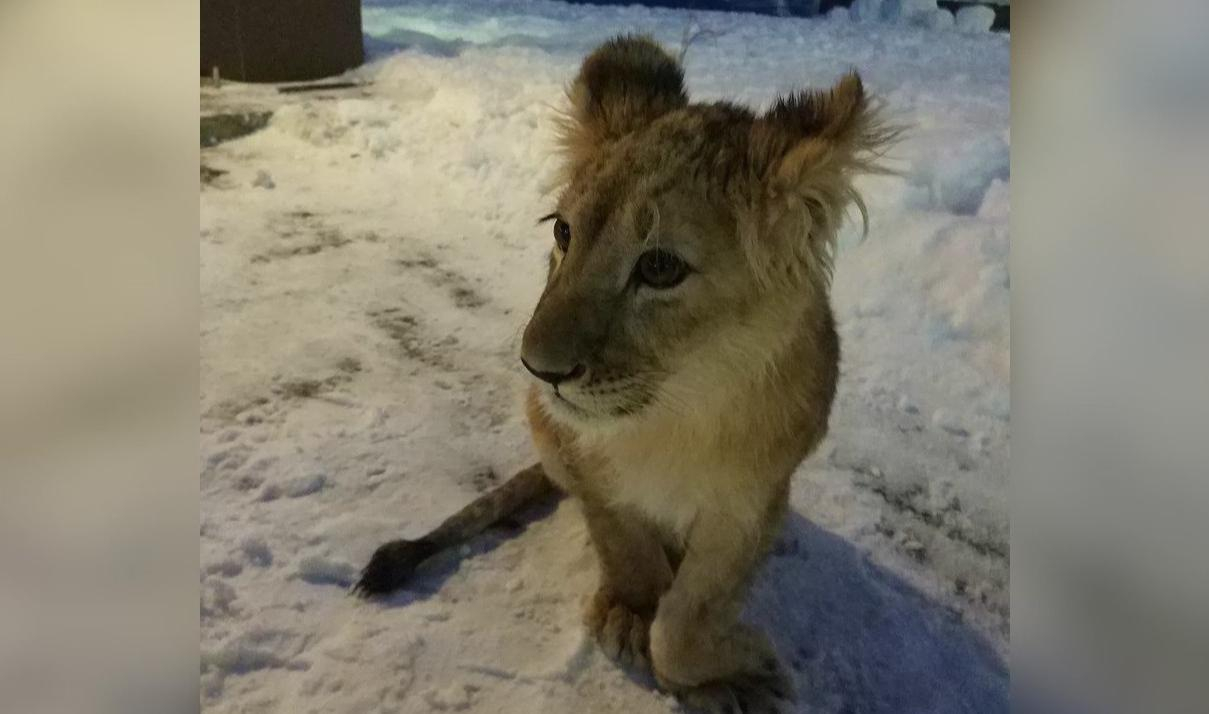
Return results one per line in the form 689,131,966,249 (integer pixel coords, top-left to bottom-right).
749,72,897,242
559,35,688,166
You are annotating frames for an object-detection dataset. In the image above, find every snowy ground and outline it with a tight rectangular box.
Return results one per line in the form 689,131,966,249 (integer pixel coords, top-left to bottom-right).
200,1,1009,712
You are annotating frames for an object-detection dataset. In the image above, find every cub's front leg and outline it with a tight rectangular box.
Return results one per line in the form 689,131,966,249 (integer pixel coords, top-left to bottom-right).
580,500,673,669
526,391,672,669
650,508,793,714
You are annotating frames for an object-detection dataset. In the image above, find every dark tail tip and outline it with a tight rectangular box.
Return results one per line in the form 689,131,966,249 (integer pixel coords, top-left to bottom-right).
351,538,438,599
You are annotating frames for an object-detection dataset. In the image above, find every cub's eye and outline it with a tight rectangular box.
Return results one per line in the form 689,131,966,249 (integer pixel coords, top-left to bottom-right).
553,218,571,252
636,250,689,289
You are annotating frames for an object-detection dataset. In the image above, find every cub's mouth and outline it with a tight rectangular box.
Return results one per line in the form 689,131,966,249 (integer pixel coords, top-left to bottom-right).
535,381,592,420
551,389,584,411
530,371,659,424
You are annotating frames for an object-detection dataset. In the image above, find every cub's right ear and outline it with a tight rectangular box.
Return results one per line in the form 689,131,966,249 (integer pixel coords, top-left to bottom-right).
560,35,688,162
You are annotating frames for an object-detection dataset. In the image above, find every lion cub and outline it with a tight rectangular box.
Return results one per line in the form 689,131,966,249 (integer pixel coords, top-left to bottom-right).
521,35,890,713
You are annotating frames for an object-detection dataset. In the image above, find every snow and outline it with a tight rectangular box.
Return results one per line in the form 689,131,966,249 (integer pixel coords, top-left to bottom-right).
849,0,883,23
201,1,1009,712
956,5,997,34
826,6,851,23
297,555,360,587
240,537,274,567
926,9,957,31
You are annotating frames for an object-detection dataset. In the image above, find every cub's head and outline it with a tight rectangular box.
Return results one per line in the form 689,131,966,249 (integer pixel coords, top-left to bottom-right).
522,35,891,425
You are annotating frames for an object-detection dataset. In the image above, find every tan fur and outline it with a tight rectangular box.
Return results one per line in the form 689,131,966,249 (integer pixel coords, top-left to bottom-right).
522,35,893,713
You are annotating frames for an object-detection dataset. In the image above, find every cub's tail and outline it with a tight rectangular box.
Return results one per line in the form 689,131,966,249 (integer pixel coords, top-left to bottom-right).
353,463,557,598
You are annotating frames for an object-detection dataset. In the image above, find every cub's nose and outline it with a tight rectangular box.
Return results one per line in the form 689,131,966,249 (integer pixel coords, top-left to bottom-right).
521,358,586,386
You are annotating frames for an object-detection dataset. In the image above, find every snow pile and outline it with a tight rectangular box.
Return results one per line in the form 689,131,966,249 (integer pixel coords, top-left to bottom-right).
956,5,997,33
201,1,1009,712
845,0,1003,33
906,133,1010,215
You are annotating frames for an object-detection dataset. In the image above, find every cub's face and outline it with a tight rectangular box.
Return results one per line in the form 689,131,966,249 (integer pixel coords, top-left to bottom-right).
520,35,882,425
521,126,759,424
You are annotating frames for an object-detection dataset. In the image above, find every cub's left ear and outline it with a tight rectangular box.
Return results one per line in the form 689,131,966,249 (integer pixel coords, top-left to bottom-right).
750,72,894,225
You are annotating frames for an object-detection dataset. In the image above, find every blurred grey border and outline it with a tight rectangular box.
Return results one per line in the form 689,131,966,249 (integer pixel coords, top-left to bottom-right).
2,1,1208,713
1014,1,1209,713
0,1,199,712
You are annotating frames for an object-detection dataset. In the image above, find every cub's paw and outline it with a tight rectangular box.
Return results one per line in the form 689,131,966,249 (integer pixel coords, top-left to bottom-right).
584,588,653,670
663,657,795,714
